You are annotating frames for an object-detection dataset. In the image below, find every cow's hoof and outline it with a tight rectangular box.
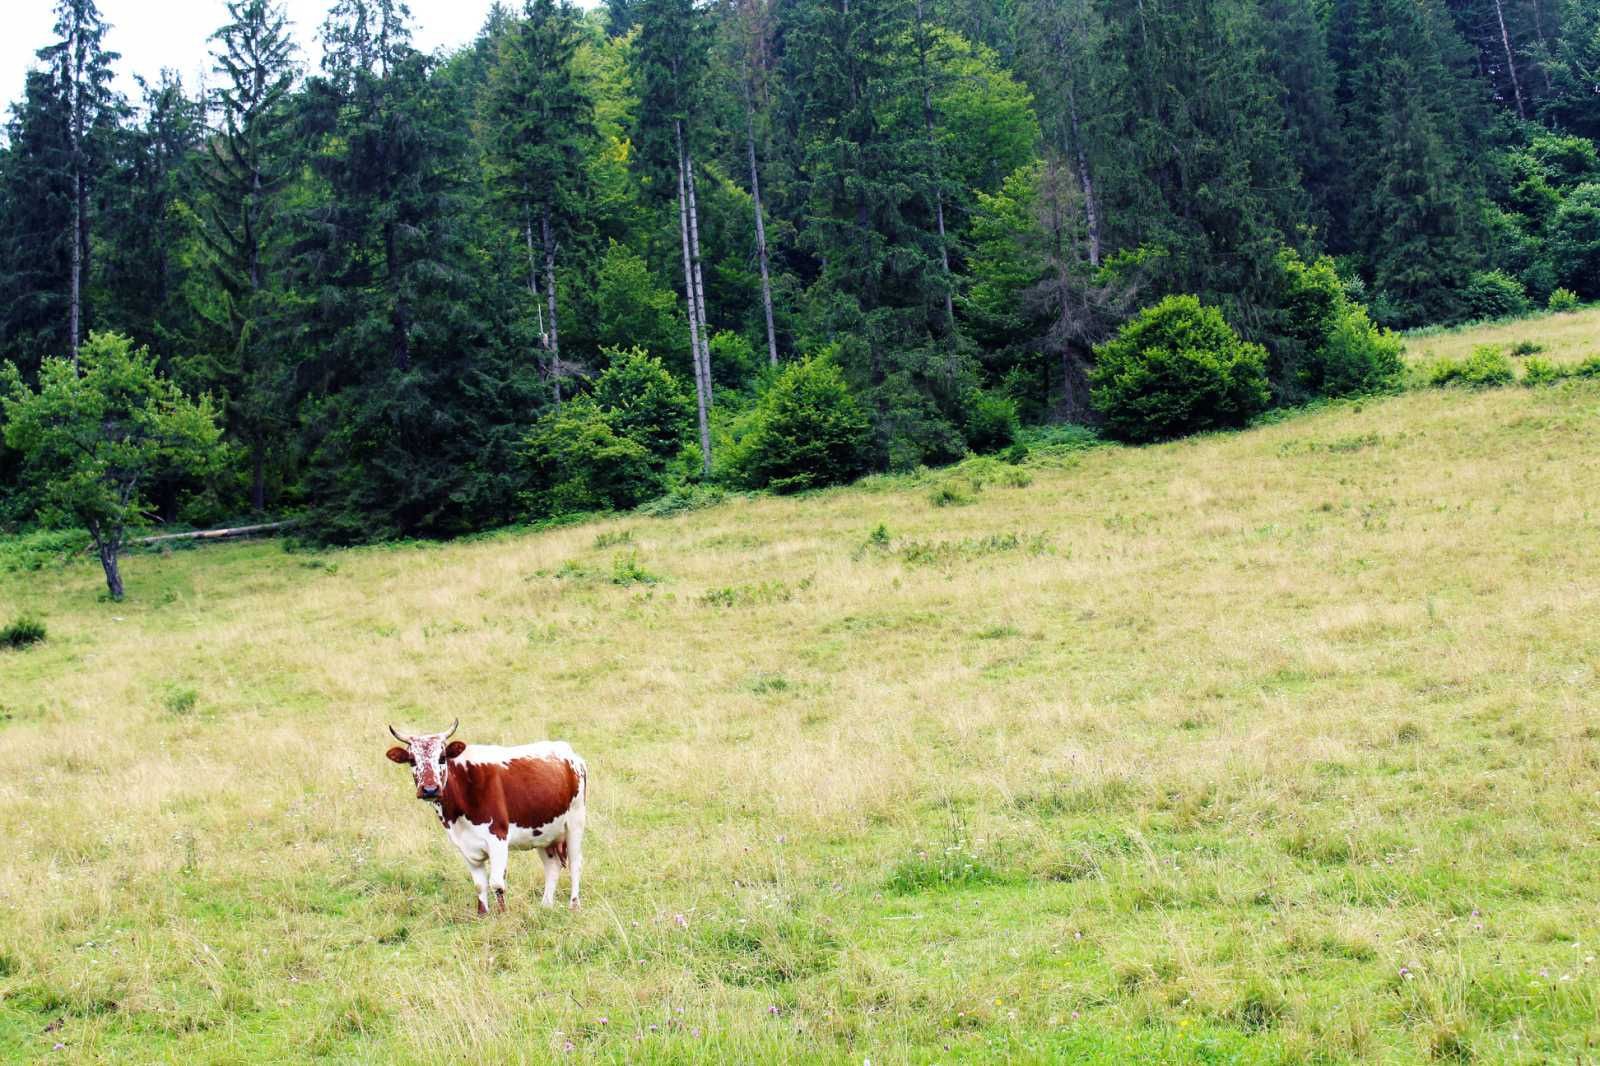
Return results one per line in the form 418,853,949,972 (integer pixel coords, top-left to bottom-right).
569,899,581,912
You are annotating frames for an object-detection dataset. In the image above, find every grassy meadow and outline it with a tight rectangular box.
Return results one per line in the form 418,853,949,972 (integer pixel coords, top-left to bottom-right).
1403,304,1600,375
5,316,1600,1063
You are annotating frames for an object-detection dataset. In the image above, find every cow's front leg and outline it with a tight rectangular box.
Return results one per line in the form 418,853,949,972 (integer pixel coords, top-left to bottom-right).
466,857,491,916
488,837,510,913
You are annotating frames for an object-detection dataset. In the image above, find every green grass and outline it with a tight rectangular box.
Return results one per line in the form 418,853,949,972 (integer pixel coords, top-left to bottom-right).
4,315,1600,1062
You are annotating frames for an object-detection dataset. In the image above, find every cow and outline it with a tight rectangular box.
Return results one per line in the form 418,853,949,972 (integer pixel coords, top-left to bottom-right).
385,720,588,915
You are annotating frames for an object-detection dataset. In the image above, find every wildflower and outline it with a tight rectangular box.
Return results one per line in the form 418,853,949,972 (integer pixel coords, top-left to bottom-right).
1398,966,1412,980
598,1017,608,1026
1540,968,1550,978
674,913,688,928
563,1041,575,1053
691,1028,701,1038
648,1024,659,1032
768,1005,781,1017
1071,1011,1080,1020
53,1045,65,1052
993,998,1003,1007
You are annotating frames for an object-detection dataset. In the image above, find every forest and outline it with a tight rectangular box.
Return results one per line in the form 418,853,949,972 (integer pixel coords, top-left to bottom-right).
1,0,1598,550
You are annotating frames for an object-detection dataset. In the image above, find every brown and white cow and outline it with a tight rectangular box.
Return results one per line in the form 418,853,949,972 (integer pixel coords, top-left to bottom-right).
385,720,588,915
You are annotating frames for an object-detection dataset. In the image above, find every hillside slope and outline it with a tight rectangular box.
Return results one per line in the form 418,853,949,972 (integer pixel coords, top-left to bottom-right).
3,378,1600,1062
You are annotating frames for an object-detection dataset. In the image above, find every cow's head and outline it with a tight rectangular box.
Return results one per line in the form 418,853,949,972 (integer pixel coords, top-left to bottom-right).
386,720,465,800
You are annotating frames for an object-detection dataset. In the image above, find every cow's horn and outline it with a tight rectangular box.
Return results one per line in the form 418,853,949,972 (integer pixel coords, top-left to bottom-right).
388,724,411,744
444,717,459,740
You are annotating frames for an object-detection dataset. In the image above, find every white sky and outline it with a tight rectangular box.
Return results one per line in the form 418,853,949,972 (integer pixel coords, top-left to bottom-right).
1,1,595,109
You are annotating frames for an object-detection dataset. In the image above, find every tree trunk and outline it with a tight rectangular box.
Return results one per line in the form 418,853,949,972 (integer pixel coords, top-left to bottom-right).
745,104,780,366
98,538,124,601
70,169,83,364
251,437,266,512
1492,0,1527,121
675,133,713,476
541,205,562,407
523,202,545,340
682,142,713,403
1066,84,1101,268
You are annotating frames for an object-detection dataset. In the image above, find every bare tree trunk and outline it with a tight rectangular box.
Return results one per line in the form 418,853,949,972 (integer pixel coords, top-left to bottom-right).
675,133,713,476
1065,85,1101,267
251,437,266,512
541,205,562,408
522,203,545,339
745,104,780,366
97,537,123,601
682,142,713,403
70,170,83,364
915,0,956,332
1493,0,1527,121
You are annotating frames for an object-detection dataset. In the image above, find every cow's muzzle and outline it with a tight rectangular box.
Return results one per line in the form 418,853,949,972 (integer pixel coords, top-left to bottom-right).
418,786,440,800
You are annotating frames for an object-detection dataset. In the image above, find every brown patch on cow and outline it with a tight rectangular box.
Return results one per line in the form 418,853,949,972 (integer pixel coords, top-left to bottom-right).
438,755,581,841
386,746,413,764
445,740,467,760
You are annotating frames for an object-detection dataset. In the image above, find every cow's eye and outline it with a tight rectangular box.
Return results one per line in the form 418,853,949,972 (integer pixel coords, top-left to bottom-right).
437,751,448,764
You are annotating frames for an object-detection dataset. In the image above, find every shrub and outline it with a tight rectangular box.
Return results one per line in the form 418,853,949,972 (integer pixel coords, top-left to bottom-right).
735,355,873,493
1549,184,1600,299
591,346,693,472
1318,304,1405,397
1521,357,1563,386
1090,295,1271,443
1269,250,1403,400
708,331,762,391
1429,346,1515,388
964,389,1020,453
1548,287,1581,312
1458,270,1531,322
1509,340,1543,356
0,613,46,649
520,398,660,516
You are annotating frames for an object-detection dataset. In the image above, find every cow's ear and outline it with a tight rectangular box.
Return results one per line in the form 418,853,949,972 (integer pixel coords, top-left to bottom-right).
386,746,413,764
444,741,467,760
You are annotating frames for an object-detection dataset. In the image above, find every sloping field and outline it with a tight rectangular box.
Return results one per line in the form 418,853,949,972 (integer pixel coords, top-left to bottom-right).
1404,304,1600,374
4,374,1600,1061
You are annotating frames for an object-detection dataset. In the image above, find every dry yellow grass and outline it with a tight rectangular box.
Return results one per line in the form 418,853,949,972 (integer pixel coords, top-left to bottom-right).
4,373,1600,1062
1403,304,1600,373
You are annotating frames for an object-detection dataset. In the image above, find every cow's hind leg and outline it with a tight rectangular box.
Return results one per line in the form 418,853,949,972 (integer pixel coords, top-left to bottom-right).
488,837,510,913
566,812,585,910
539,847,561,908
467,858,491,917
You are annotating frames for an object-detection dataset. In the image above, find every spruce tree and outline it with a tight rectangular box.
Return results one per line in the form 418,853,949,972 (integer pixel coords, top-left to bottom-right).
481,0,596,404
0,71,75,377
630,0,715,473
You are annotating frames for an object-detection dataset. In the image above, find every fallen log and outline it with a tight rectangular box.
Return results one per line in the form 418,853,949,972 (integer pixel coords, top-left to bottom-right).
135,521,297,547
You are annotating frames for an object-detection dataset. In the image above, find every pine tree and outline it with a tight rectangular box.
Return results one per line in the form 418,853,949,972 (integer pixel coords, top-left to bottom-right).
631,0,715,473
726,0,782,365
1330,0,1492,325
197,0,299,510
0,71,75,377
481,0,597,404
779,0,975,469
35,0,123,363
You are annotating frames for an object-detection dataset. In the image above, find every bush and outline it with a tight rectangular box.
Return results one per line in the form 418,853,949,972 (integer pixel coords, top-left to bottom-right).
1548,287,1581,312
1549,184,1600,299
1509,340,1543,356
590,347,694,472
1428,346,1515,388
1521,357,1563,386
1459,270,1531,322
0,613,46,649
1318,304,1405,397
708,331,763,391
735,355,873,493
519,398,660,516
964,390,1020,453
1090,295,1271,443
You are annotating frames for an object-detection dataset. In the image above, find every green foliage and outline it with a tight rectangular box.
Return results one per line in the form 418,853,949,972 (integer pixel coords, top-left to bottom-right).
0,529,88,573
964,390,1020,454
0,613,46,649
1,332,227,598
1521,357,1563,386
1269,249,1404,401
609,550,660,585
1548,184,1600,299
1090,296,1271,443
735,354,872,493
1459,270,1531,322
590,346,693,473
1548,288,1581,312
1428,346,1515,388
520,398,659,517
594,241,688,373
